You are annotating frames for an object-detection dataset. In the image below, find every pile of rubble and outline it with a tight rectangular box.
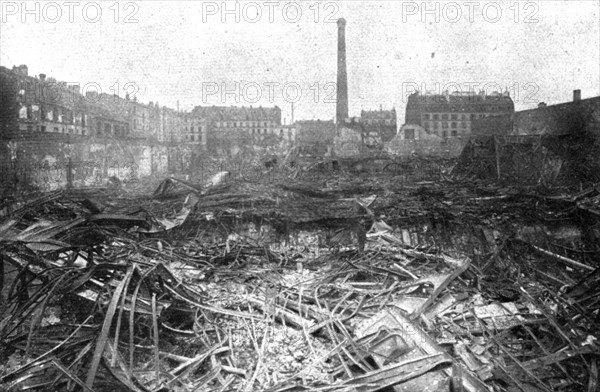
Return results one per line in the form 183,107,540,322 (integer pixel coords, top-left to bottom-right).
0,173,598,391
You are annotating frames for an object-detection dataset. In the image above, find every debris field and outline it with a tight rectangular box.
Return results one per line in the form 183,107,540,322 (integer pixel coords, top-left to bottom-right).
0,171,599,392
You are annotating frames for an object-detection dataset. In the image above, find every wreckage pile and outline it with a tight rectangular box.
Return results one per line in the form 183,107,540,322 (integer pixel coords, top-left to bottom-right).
0,172,599,391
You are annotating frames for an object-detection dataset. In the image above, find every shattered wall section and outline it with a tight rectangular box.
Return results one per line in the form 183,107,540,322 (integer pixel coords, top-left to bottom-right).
387,133,466,158
0,135,191,197
333,126,363,157
514,97,600,136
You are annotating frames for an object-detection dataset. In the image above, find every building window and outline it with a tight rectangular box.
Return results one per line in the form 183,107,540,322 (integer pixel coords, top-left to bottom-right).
443,130,448,138
451,114,458,120
423,114,430,120
433,114,439,120
442,122,448,129
451,130,458,137
470,114,477,120
461,122,467,129
433,122,439,129
442,114,448,120
404,129,415,140
451,122,457,129
462,114,467,120
191,135,195,141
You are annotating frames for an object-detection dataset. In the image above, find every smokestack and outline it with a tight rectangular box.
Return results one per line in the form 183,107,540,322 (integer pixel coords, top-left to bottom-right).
291,101,295,124
573,89,581,102
336,18,348,125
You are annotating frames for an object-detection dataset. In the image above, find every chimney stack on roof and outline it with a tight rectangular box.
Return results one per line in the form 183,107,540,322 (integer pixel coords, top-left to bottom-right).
39,73,46,82
69,84,80,96
573,89,581,102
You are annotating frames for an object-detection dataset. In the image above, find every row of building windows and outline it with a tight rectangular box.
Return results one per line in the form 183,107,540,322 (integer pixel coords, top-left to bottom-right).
19,104,131,138
21,122,130,138
423,113,491,121
19,104,90,126
216,121,274,128
362,119,395,126
423,121,469,130
420,105,511,115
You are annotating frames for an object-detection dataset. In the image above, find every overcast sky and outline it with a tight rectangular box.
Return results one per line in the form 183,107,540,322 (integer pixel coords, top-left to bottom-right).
1,0,598,124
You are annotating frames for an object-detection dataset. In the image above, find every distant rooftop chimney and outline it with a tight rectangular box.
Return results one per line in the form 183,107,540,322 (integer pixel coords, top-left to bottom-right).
69,84,80,96
39,73,46,82
573,89,581,102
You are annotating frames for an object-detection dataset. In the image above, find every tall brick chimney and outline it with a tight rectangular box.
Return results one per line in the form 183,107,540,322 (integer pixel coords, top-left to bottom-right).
573,89,581,102
336,18,348,125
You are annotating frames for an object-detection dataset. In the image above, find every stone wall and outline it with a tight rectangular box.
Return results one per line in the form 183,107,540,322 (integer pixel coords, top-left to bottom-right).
387,132,466,158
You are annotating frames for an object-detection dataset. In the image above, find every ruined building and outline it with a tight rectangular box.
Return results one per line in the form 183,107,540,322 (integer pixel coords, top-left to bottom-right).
469,89,600,137
457,89,600,185
404,90,514,139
